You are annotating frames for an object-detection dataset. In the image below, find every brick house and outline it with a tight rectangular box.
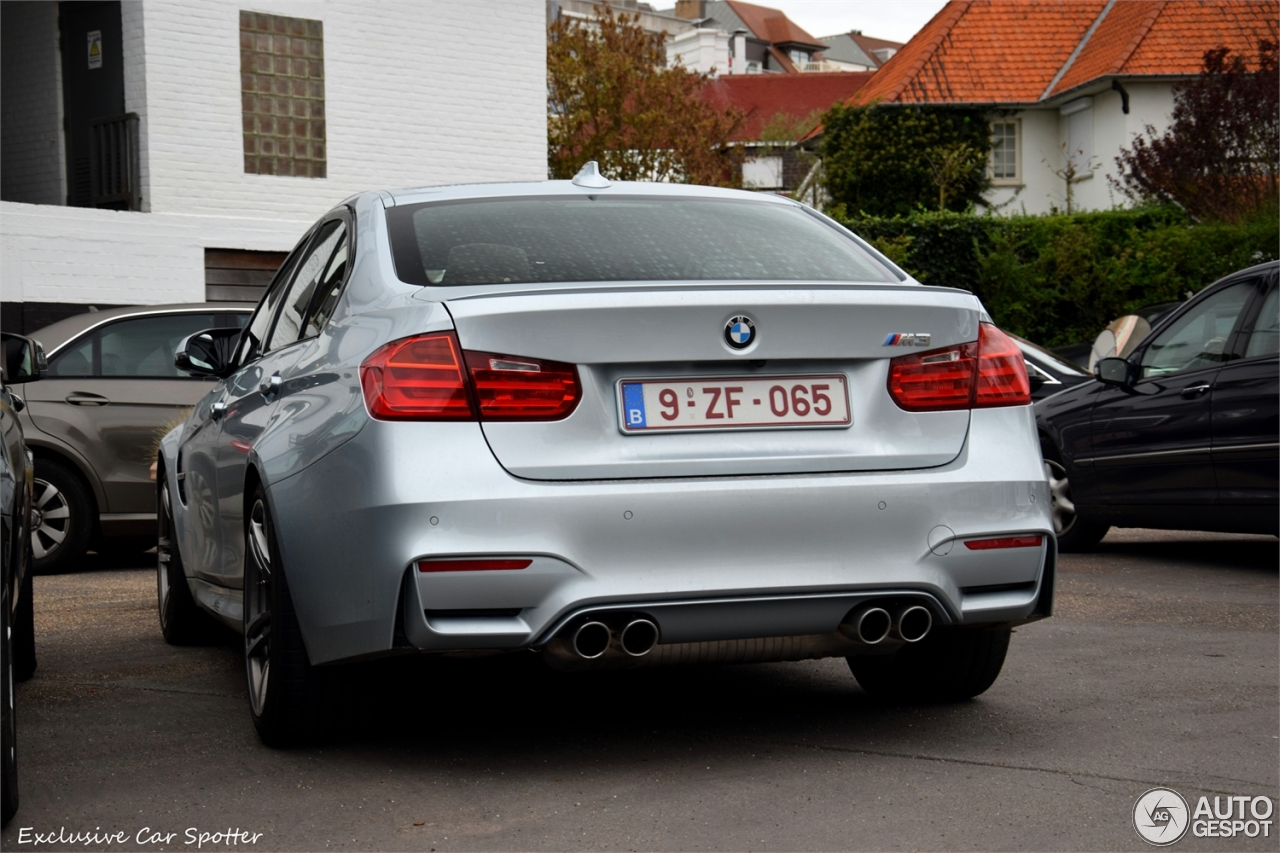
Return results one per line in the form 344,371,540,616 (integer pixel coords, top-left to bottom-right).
825,0,1278,215
701,72,873,195
1,1,547,333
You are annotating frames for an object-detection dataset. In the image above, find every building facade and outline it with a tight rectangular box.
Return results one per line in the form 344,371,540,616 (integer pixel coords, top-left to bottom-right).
1,0,547,333
833,0,1277,216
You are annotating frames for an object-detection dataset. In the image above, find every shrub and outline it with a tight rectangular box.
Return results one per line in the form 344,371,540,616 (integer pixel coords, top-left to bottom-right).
842,206,1279,347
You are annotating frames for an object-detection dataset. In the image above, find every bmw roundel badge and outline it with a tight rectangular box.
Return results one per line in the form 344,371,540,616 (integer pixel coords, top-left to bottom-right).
724,315,756,349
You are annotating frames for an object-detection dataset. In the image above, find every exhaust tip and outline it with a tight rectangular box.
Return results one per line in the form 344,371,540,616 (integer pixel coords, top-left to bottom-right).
855,607,892,644
572,621,611,659
620,619,659,657
895,605,932,643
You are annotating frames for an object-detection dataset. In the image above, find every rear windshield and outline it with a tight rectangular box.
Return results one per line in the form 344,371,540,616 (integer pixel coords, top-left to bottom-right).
386,196,897,286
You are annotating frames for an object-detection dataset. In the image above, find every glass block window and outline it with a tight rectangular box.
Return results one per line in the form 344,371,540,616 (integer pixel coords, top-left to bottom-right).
990,120,1018,181
240,11,326,178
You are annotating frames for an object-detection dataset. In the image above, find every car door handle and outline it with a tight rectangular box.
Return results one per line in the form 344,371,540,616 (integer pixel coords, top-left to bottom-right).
65,392,110,406
1180,383,1212,398
211,401,228,420
258,374,282,399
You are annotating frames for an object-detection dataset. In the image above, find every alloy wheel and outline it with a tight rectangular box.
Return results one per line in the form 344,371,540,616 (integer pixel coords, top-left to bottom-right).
157,483,173,629
1044,459,1077,536
30,478,70,560
244,498,273,717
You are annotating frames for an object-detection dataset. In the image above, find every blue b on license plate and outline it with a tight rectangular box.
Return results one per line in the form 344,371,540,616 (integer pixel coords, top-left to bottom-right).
619,375,850,433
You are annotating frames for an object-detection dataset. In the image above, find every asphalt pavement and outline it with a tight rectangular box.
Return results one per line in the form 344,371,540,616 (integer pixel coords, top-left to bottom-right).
4,528,1277,851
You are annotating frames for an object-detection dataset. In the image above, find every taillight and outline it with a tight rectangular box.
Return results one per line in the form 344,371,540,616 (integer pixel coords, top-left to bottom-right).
887,323,1030,412
360,332,581,421
360,332,475,420
464,350,581,420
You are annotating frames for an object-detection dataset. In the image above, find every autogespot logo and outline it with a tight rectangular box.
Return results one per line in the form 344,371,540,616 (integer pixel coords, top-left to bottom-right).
1134,788,1190,846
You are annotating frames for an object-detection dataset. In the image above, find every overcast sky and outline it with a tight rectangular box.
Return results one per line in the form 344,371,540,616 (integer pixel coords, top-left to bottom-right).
660,1,951,45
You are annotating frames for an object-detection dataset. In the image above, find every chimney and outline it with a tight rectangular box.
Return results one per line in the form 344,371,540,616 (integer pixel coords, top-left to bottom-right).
732,29,747,74
675,0,707,20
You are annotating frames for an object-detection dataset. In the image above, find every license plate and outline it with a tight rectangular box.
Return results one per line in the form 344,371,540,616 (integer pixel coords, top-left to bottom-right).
618,375,851,433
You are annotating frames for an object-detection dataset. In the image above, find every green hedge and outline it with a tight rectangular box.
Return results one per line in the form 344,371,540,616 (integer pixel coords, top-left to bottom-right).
840,206,1280,347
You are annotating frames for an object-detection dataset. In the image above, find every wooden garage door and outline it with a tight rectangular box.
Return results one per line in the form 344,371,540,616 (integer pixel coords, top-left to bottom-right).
205,248,288,303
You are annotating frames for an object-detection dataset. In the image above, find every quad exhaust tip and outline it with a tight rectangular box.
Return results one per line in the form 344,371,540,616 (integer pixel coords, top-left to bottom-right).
572,621,611,659
894,605,932,643
849,606,892,644
620,619,659,657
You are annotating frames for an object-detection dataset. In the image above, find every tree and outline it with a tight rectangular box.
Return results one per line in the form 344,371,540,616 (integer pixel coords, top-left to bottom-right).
547,6,744,185
820,104,991,217
1113,41,1279,222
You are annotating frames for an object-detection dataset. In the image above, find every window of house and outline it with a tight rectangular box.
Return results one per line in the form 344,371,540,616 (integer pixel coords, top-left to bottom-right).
990,120,1019,183
240,11,326,178
789,49,810,66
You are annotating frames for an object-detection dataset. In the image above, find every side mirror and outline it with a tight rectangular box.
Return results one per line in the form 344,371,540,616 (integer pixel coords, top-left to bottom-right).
1,333,47,383
1027,374,1047,393
1096,357,1133,388
175,328,241,378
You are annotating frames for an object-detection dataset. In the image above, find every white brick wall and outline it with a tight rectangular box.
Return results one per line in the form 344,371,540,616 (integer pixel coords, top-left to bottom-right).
140,0,548,219
2,0,548,307
0,2,66,206
0,201,306,305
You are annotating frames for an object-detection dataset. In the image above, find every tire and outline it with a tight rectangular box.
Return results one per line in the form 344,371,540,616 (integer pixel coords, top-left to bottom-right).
30,458,93,575
157,479,217,645
848,625,1012,702
1040,440,1109,553
2,577,19,826
243,485,325,746
12,569,34,683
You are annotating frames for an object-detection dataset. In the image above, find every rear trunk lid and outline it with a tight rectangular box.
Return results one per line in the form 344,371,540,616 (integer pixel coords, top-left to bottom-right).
443,284,981,480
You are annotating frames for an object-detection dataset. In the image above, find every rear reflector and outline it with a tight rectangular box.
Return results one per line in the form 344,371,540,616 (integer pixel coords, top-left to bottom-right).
887,323,1031,412
360,333,581,421
417,559,533,572
963,535,1044,551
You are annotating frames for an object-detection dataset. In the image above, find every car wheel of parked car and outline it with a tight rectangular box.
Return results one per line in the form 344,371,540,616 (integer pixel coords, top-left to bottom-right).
1040,441,1110,552
848,625,1012,702
12,569,35,683
30,458,93,575
157,480,216,645
2,578,19,826
244,485,323,746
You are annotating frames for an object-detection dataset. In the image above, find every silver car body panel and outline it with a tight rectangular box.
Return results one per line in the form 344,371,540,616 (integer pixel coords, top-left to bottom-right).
158,182,1055,667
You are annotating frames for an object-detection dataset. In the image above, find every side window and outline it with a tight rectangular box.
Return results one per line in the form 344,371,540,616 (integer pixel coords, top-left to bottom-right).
100,314,221,377
48,314,221,379
267,220,346,351
46,335,93,377
1139,282,1252,379
236,231,313,367
1244,284,1278,359
301,227,350,337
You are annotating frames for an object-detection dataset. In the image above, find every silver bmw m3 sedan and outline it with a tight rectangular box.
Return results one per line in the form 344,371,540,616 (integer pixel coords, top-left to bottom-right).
157,166,1055,744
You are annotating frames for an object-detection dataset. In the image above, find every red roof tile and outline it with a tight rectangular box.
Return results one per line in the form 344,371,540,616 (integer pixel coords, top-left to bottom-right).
1051,1,1278,96
724,0,828,50
702,72,875,141
848,0,1276,107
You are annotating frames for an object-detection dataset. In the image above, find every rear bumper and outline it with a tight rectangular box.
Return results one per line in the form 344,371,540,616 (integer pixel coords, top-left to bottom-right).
268,405,1054,665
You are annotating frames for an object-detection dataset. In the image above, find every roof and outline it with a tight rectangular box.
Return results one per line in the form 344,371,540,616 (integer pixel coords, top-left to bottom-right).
847,0,1279,107
701,72,875,140
705,0,828,51
818,32,905,68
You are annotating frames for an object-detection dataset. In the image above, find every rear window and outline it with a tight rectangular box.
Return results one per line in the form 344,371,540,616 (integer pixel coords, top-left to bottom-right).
386,196,897,286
